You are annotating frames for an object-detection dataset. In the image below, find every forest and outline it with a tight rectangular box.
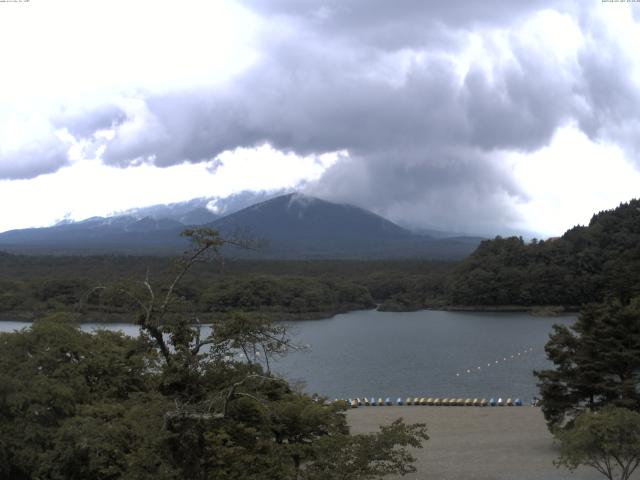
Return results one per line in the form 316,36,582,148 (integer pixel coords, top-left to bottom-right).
0,231,429,479
448,199,640,307
1,199,639,322
0,254,453,321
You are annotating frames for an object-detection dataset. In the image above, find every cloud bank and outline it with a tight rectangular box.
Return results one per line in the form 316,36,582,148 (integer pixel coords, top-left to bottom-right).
3,0,640,234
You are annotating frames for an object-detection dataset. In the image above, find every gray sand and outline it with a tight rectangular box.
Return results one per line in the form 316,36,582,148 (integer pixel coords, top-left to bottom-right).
348,406,635,480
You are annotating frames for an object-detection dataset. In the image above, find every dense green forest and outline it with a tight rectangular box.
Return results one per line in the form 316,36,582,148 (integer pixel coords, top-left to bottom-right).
1,199,639,321
0,253,454,321
0,231,428,479
448,199,640,307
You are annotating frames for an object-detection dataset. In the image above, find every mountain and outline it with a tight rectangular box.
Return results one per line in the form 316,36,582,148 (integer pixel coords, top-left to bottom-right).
117,190,287,224
0,215,186,254
0,190,288,254
209,193,482,259
0,193,483,258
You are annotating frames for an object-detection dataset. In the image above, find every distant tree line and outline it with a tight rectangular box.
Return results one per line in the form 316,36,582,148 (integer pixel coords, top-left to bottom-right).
0,255,453,321
1,199,639,321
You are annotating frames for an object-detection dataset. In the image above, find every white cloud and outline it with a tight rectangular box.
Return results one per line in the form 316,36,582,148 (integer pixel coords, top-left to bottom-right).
1,0,640,237
0,144,338,233
512,124,640,237
0,0,259,104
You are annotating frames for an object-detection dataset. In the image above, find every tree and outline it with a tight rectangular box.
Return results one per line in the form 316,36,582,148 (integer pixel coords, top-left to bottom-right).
555,407,640,480
124,228,429,479
303,419,428,480
0,313,164,480
535,297,640,429
0,228,429,479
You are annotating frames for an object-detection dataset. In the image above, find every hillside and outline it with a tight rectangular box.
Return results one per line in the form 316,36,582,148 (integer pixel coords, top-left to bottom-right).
0,193,482,259
447,199,640,307
0,216,186,254
210,193,481,259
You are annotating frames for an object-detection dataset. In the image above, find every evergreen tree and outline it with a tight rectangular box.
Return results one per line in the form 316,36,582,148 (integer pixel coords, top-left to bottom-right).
535,297,640,428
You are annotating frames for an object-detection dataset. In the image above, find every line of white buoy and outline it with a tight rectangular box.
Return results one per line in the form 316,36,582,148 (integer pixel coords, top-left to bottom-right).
332,397,525,408
455,347,534,377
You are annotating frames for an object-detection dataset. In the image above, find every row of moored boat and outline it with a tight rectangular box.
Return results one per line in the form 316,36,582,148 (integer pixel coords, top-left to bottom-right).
337,397,524,407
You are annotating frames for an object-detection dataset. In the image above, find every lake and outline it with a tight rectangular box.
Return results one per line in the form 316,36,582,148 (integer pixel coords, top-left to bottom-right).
0,309,575,402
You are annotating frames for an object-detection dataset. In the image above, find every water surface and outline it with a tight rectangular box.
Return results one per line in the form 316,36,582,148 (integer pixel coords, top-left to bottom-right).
275,309,575,400
1,310,575,401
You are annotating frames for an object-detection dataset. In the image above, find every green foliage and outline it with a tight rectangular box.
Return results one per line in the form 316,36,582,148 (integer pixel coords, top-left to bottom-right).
535,297,640,429
0,229,429,479
555,407,640,480
0,320,159,480
303,419,429,480
0,255,453,320
200,275,375,316
449,199,640,306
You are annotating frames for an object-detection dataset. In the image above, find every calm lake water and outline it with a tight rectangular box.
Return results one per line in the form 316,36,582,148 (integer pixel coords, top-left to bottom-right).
0,310,575,401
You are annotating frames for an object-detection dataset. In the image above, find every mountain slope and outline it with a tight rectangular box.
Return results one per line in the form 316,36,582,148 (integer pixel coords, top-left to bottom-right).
210,193,481,259
0,193,482,258
118,189,287,224
0,215,186,254
212,193,411,244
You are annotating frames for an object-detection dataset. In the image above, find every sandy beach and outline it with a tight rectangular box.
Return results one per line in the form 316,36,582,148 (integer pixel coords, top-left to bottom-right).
348,406,631,480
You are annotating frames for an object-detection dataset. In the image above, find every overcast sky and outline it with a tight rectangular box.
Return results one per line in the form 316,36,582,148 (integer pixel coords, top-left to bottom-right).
1,0,639,236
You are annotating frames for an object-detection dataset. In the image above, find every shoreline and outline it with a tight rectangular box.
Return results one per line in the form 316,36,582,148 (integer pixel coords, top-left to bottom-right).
0,304,580,323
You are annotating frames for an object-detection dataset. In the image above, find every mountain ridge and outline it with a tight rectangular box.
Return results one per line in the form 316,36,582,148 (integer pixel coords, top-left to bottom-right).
0,193,483,259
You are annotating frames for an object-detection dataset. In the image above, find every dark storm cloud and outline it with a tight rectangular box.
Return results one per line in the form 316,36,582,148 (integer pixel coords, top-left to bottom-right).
52,105,127,139
98,14,577,232
0,137,69,180
573,26,640,163
242,0,575,50
308,149,525,233
21,0,638,232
